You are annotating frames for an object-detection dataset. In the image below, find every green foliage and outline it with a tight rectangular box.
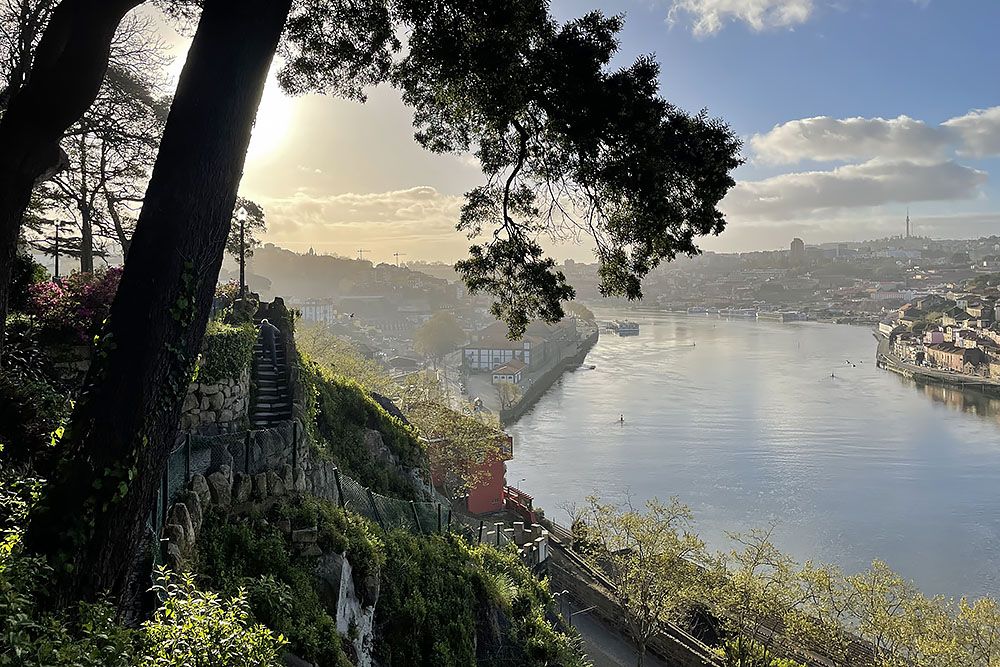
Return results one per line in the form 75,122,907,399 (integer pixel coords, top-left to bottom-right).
413,312,465,361
717,640,806,667
0,545,281,667
197,322,256,384
375,531,586,667
140,569,286,667
8,250,48,314
299,354,425,499
196,498,382,666
0,370,69,467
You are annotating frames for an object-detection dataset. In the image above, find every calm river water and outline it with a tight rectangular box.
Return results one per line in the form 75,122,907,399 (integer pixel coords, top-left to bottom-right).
507,310,1000,599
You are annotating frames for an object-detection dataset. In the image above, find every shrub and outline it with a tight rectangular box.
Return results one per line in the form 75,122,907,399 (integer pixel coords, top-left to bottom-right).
374,532,586,667
140,569,286,667
0,371,69,466
195,499,381,666
197,322,257,384
25,267,122,344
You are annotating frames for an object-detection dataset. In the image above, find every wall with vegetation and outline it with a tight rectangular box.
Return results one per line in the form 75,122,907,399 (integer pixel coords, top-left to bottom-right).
179,323,256,434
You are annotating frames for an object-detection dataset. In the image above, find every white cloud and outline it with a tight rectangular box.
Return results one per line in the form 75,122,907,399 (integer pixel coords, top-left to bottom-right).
943,107,1000,158
724,159,987,220
751,107,1000,164
666,0,814,36
259,186,464,245
751,115,952,164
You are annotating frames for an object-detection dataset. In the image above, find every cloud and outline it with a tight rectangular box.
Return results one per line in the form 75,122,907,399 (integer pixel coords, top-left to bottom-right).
666,0,814,36
258,186,464,246
751,116,952,164
723,159,987,220
751,107,1000,164
943,107,1000,158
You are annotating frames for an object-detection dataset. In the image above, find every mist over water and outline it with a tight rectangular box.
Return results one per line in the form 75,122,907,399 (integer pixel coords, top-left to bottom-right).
507,310,1000,599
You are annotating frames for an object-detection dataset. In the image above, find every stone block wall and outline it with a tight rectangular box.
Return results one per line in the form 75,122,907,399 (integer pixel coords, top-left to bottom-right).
179,369,250,434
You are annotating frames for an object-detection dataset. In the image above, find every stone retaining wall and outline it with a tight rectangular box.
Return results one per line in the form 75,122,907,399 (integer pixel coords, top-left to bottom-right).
179,369,250,434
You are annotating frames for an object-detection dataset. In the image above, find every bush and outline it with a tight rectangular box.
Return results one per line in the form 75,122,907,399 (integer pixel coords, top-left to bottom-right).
375,532,586,667
717,639,807,667
140,569,286,667
0,371,69,466
197,322,257,384
300,356,425,499
8,250,48,314
195,499,382,666
25,267,122,344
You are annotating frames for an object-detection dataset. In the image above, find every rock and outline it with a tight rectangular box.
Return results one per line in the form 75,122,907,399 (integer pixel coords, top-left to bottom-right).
209,391,225,411
179,490,203,533
275,518,291,534
190,474,211,506
200,395,211,411
219,409,234,423
165,541,183,571
207,471,231,507
201,410,217,424
182,392,199,412
168,503,195,549
282,464,294,489
300,544,324,558
253,473,269,499
233,472,252,503
293,467,307,493
202,384,221,396
292,527,318,544
268,470,285,497
220,464,233,485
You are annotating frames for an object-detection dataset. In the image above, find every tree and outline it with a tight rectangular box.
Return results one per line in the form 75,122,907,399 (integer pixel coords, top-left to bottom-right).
0,0,146,346
578,495,709,667
23,0,293,608
711,528,815,667
0,0,59,115
405,401,507,499
25,0,740,610
413,312,465,365
30,13,169,270
495,381,521,411
226,196,266,266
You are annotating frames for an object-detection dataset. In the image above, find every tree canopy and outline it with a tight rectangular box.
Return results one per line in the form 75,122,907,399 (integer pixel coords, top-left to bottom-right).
413,311,465,362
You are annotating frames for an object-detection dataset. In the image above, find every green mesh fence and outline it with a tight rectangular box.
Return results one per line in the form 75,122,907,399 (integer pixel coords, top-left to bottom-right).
156,419,482,545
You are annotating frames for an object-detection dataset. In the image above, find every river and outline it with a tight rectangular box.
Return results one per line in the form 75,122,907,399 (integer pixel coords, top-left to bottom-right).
507,310,1000,600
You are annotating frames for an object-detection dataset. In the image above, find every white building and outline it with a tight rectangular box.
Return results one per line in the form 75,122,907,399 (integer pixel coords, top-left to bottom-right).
491,360,526,384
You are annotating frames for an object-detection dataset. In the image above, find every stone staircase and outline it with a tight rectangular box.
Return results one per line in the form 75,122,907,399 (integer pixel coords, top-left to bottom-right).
251,337,292,428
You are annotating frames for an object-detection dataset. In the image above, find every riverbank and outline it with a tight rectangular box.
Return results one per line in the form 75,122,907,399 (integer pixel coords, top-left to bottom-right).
875,332,1000,397
499,328,599,426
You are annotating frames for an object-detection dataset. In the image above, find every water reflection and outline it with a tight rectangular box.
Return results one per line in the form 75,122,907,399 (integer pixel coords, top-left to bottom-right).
906,379,1000,424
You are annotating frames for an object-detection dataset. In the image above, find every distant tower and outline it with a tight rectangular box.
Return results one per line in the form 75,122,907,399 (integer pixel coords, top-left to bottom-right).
790,237,805,264
906,208,911,239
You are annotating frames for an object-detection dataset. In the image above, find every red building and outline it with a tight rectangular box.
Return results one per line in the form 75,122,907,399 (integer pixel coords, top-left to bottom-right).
428,431,513,515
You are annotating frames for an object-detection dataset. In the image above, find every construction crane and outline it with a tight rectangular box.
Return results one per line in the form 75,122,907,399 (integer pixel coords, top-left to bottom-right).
357,249,372,261
393,252,408,266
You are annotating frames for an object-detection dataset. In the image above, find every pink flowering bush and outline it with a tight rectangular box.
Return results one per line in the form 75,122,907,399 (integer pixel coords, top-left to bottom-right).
26,267,123,343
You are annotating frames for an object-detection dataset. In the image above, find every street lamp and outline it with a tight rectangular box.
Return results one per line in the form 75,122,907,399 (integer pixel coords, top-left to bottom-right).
235,206,248,299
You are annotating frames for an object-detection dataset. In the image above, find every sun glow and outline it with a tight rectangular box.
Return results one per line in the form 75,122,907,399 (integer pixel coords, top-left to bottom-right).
247,74,295,160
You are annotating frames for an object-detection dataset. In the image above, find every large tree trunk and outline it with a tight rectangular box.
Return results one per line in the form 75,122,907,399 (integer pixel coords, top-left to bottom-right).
0,0,143,349
24,0,292,610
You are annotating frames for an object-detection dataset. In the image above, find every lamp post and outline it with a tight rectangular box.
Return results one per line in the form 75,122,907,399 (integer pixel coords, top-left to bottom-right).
236,206,248,298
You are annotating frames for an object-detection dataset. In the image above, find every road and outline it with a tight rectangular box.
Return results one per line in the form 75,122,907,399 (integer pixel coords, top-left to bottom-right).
570,612,667,667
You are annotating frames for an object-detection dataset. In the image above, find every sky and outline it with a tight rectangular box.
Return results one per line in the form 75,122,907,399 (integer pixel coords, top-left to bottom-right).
153,0,1000,263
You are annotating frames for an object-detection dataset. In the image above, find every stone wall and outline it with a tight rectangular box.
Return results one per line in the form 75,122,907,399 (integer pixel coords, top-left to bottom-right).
179,369,250,434
161,433,380,667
